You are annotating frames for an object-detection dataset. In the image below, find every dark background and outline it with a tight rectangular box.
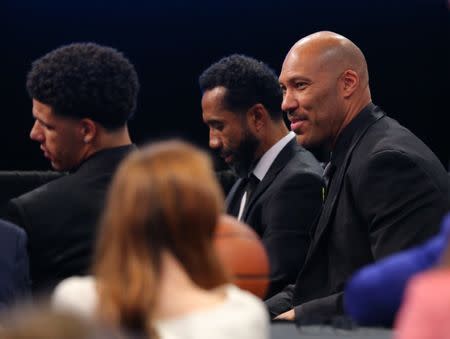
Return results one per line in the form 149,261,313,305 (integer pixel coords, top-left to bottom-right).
2,0,449,171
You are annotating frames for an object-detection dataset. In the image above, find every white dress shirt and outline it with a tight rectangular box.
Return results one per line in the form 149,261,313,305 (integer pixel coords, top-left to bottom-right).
237,132,296,220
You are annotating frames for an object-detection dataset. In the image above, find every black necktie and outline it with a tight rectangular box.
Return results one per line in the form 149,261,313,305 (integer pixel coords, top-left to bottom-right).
237,173,260,220
243,173,260,203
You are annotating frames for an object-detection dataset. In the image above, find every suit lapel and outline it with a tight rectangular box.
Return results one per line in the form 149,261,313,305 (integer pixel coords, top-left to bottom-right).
241,139,296,220
308,108,385,253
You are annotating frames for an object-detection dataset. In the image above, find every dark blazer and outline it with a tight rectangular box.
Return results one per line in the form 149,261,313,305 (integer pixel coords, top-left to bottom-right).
0,171,64,212
226,138,324,298
266,104,450,320
3,145,135,294
0,219,30,307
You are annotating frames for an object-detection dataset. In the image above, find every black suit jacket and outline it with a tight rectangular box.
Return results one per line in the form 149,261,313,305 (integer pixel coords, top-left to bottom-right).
0,219,30,307
266,104,450,320
226,138,324,298
3,145,135,294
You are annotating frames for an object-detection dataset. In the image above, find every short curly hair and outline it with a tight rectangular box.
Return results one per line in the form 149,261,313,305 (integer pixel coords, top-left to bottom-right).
26,42,139,130
199,54,282,120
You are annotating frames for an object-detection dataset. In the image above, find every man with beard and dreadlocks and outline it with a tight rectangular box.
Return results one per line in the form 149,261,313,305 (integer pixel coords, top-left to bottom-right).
199,54,324,298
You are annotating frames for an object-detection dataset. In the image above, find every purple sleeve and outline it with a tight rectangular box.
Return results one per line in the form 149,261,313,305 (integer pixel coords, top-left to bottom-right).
343,215,450,326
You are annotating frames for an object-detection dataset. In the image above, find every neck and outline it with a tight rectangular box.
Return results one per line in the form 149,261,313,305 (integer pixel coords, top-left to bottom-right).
99,125,132,149
330,91,371,150
153,252,225,320
255,120,289,159
84,125,132,160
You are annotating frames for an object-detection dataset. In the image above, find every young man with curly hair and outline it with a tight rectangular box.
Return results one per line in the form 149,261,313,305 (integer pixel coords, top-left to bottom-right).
3,42,139,294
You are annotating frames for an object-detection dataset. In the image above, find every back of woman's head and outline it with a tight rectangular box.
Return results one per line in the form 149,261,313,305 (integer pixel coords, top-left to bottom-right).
94,140,228,335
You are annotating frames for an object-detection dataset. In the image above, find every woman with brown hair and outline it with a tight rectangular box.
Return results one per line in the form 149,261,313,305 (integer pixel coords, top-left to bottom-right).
52,140,268,339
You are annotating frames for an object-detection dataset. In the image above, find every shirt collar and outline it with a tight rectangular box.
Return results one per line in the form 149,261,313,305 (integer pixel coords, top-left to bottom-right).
252,131,295,181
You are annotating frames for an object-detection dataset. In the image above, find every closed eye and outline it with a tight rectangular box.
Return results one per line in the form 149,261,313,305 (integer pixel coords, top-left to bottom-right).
209,121,224,131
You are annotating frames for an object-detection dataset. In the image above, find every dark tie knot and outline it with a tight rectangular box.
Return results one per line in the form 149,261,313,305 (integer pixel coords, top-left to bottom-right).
244,173,260,201
323,162,336,189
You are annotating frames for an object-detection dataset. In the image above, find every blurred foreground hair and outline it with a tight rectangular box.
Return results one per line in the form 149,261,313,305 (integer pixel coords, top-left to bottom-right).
0,304,124,339
94,140,229,336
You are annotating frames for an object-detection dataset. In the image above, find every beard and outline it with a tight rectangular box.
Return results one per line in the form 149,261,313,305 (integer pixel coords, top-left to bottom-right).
228,129,260,178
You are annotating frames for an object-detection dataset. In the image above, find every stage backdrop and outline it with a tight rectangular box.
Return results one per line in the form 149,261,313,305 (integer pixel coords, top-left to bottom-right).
2,0,448,170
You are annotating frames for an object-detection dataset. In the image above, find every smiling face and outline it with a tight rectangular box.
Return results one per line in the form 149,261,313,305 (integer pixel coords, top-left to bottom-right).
202,87,259,176
279,45,346,150
30,99,87,171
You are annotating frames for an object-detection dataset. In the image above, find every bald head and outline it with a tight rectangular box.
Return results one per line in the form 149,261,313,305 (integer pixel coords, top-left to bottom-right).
280,31,372,150
288,31,369,88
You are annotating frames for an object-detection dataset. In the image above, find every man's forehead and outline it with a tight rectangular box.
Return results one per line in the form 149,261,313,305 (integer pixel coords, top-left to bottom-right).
202,86,227,104
280,54,308,81
32,99,77,125
281,47,329,81
202,88,229,113
32,99,53,117
203,106,236,121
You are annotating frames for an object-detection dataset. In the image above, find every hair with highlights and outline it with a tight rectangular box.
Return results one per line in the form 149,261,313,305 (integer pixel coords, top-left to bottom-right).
94,140,229,336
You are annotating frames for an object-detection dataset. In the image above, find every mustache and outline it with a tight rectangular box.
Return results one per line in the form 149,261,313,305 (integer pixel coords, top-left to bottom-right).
287,111,308,121
220,150,232,159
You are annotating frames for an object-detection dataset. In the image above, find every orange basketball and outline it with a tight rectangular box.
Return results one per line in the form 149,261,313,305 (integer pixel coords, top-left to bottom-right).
213,214,270,299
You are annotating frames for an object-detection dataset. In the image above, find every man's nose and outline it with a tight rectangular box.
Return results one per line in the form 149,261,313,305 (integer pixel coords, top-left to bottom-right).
281,89,298,114
209,131,221,150
30,121,44,142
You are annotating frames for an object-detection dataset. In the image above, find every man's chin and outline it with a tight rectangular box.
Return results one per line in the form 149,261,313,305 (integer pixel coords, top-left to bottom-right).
50,161,68,172
50,162,61,171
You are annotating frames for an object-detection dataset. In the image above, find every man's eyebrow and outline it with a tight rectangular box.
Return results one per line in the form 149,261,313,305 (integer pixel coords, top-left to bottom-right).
280,74,310,84
286,75,310,83
205,118,223,125
33,115,50,127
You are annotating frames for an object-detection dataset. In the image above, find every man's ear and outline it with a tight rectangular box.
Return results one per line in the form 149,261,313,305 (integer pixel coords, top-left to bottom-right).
340,69,359,98
79,118,97,144
246,104,268,132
